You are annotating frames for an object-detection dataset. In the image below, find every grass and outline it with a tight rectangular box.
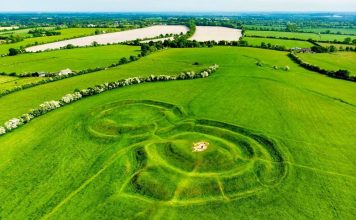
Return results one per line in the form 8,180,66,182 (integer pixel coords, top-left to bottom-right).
0,75,43,92
0,27,55,38
0,44,140,74
244,37,314,49
319,42,356,50
0,28,119,55
245,30,356,42
0,47,355,219
299,27,356,35
299,52,356,76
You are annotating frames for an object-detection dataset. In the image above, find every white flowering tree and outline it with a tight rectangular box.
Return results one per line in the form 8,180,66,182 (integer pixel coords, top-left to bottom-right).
0,64,219,137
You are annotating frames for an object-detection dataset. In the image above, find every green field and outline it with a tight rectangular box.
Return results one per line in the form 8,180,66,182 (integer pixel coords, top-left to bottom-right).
0,44,140,75
0,28,119,55
0,47,355,219
245,30,356,42
244,37,314,49
299,52,356,76
244,26,356,35
0,75,43,93
300,27,356,35
0,27,55,38
319,42,356,50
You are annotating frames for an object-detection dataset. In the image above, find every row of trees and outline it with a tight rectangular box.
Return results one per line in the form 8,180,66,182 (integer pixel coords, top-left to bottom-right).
0,64,219,136
137,37,290,55
288,52,355,82
311,45,356,53
0,53,143,97
28,29,61,37
260,42,287,51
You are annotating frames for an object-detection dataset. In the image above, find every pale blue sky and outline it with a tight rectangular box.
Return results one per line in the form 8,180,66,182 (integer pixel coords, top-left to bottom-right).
1,0,356,12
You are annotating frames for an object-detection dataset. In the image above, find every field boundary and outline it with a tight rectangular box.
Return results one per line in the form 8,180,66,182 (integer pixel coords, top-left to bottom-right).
288,52,356,82
0,64,219,136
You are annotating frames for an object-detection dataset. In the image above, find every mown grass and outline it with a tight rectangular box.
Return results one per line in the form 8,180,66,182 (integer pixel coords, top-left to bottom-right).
245,30,356,42
0,28,119,55
0,44,140,74
299,52,356,75
244,37,314,49
0,47,355,219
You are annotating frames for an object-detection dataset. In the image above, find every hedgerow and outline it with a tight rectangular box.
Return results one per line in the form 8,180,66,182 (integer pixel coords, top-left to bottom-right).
0,64,219,137
288,52,355,82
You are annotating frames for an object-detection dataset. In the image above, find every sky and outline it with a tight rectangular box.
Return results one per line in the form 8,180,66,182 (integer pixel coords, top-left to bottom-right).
1,0,356,12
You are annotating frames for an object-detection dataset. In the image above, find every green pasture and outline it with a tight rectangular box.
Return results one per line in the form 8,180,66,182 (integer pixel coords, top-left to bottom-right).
0,44,140,75
299,52,356,76
300,27,356,35
0,47,355,219
0,28,119,55
244,37,313,49
0,27,55,38
0,75,43,93
245,30,356,42
319,42,356,50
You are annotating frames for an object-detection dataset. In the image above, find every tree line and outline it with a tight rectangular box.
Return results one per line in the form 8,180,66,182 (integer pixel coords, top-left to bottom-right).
288,52,355,82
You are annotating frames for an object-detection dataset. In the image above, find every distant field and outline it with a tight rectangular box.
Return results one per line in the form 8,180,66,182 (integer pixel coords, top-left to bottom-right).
0,26,19,31
0,27,55,38
244,25,356,35
244,37,314,49
300,27,356,35
0,47,355,219
299,52,356,75
0,75,42,93
190,26,242,42
244,25,286,31
319,42,356,50
0,44,140,75
0,28,119,55
25,25,189,52
245,30,356,42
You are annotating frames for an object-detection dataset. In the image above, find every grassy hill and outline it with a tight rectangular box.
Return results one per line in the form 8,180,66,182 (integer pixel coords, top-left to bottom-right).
0,47,355,219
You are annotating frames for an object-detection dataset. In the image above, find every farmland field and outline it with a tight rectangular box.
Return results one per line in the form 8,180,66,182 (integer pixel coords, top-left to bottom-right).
300,27,356,35
190,26,242,42
245,30,356,42
299,52,356,75
0,27,55,38
0,26,19,31
245,26,356,35
0,8,356,220
319,42,356,50
0,44,140,74
0,46,355,219
0,28,119,55
244,37,314,49
25,25,189,52
0,75,43,93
